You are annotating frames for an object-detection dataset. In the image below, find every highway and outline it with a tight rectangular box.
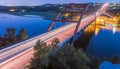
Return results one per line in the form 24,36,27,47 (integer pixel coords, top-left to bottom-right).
0,15,95,69
0,14,94,61
0,3,110,69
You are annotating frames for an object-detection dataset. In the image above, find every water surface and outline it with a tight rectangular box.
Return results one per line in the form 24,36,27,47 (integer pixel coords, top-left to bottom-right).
0,13,66,38
87,26,120,58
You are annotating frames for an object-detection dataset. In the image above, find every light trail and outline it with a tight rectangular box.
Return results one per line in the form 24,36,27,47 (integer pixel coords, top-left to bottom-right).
0,3,111,69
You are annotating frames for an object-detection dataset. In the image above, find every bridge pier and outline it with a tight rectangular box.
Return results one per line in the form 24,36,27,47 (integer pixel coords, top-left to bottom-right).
0,3,112,69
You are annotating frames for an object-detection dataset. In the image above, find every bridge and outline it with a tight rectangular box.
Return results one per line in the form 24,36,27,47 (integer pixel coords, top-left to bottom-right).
0,3,112,69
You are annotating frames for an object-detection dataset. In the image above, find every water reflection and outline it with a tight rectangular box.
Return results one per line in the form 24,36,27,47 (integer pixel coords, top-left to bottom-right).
87,25,120,58
112,27,116,34
74,17,120,58
74,23,96,50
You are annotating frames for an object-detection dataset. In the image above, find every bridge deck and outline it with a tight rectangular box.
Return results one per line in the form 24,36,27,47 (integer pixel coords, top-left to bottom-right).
0,14,98,69
0,3,111,69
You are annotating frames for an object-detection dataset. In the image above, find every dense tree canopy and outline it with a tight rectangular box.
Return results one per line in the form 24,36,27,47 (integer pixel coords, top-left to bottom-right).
48,44,91,69
28,37,120,69
28,39,103,69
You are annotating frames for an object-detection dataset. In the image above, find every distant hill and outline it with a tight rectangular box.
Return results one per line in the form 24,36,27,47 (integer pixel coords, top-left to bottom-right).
0,4,65,12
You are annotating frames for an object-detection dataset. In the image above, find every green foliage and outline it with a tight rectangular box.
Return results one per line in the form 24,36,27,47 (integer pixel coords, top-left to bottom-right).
51,38,60,47
28,39,120,69
28,40,94,69
28,39,59,69
0,36,3,47
106,55,120,64
0,27,17,48
103,55,120,65
0,28,28,48
89,56,102,69
111,55,119,64
5,27,17,43
28,40,50,69
49,44,91,69
51,44,90,69
17,28,28,41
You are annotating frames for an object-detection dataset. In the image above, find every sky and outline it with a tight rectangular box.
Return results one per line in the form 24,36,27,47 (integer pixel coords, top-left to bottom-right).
0,0,119,6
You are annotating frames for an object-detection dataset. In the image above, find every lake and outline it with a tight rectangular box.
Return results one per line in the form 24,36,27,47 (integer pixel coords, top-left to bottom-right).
87,26,120,58
74,22,120,58
0,13,66,38
1,13,120,58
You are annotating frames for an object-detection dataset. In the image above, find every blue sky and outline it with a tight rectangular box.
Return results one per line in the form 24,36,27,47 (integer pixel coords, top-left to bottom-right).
0,0,119,6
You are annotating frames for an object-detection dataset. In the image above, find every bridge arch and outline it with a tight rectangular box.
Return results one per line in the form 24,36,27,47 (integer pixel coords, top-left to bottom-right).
47,3,113,43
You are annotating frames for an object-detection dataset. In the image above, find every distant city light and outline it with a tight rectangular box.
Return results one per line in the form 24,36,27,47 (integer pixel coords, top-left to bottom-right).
31,6,35,8
9,9,16,12
21,10,25,12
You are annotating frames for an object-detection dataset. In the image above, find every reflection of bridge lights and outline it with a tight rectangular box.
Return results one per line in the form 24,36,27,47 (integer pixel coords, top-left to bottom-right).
95,27,100,35
113,27,116,34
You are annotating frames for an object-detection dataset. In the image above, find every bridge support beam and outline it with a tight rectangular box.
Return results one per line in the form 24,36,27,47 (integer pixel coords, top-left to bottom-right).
47,3,89,32
71,3,93,43
47,8,65,31
103,12,113,18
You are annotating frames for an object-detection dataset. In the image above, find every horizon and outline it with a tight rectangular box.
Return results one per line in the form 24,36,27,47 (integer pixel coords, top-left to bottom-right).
0,2,119,7
0,0,119,6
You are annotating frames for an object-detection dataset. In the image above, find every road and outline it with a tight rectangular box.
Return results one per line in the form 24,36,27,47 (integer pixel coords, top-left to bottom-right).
0,14,95,68
0,3,110,69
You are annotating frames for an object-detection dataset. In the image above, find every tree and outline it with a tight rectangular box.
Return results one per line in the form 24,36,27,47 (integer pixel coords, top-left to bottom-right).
11,28,16,43
28,40,52,69
108,55,120,64
11,28,16,36
0,27,28,48
51,38,60,47
5,28,17,43
28,40,104,69
89,56,101,69
0,36,3,48
6,28,11,36
48,44,91,69
17,28,28,41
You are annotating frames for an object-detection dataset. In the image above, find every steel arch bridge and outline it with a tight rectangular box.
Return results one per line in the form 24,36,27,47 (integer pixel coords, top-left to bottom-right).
47,3,112,43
